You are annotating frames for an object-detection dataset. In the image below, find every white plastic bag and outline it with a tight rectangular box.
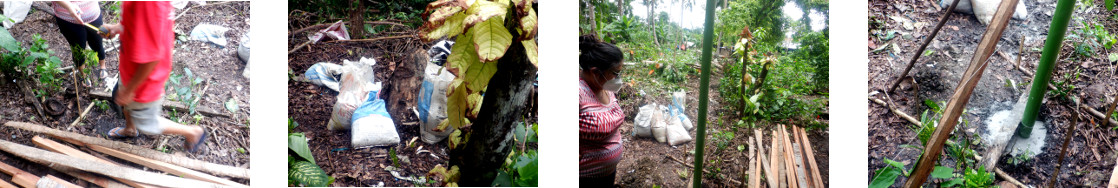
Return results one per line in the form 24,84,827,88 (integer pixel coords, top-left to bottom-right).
238,33,250,78
309,21,350,43
327,57,381,130
189,24,230,46
633,103,656,137
351,91,400,148
670,91,693,130
652,105,668,143
940,0,1027,24
418,60,456,144
2,1,31,28
666,115,692,146
304,62,343,91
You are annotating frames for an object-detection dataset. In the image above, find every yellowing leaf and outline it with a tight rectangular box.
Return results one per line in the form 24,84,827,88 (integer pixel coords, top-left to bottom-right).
428,6,464,24
463,0,507,27
473,18,513,62
518,6,537,40
465,60,498,91
447,30,477,75
467,93,483,119
447,84,470,129
423,12,467,41
522,39,537,67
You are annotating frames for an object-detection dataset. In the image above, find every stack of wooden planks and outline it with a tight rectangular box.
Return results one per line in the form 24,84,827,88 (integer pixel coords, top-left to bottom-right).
0,121,249,188
744,124,823,188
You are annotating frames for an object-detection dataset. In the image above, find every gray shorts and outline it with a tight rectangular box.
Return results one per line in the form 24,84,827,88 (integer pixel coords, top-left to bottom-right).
126,99,169,135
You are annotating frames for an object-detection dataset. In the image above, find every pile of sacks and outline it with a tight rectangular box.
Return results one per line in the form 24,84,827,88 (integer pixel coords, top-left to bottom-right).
305,57,400,148
633,91,694,146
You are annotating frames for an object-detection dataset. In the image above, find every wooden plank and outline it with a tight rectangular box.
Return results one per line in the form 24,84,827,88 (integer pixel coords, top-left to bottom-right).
40,175,81,188
0,139,226,188
53,168,131,188
904,0,1018,186
0,179,15,188
754,130,776,188
780,125,798,188
798,127,825,188
71,140,248,187
749,138,761,188
31,136,156,188
3,121,249,178
0,161,40,188
772,129,784,188
790,127,809,188
1109,155,1118,188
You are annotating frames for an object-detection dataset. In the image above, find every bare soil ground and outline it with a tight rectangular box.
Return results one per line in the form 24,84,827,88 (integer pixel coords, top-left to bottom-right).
869,0,1118,186
0,1,250,186
613,56,829,187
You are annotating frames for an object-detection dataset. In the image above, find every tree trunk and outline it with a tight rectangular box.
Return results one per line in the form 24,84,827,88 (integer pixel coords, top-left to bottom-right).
648,0,659,46
451,18,538,186
349,0,366,39
588,0,597,35
739,45,749,116
750,63,771,95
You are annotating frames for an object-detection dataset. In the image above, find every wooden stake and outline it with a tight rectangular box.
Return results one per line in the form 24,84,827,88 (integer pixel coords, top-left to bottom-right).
68,102,95,128
888,0,963,93
78,142,248,187
749,138,761,188
31,136,155,188
797,127,825,188
904,0,1019,186
0,161,40,188
754,130,776,187
3,122,249,179
0,139,226,188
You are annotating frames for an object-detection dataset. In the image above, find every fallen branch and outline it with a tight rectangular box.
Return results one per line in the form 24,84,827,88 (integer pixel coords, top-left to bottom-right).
289,21,412,37
288,40,312,54
995,167,1027,188
1105,94,1118,127
173,1,238,21
888,0,963,93
869,96,921,126
0,139,226,188
905,0,1018,186
324,35,416,43
3,122,250,179
667,155,742,185
88,90,230,118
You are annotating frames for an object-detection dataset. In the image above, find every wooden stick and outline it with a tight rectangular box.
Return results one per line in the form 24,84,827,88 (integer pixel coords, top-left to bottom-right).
3,122,249,179
869,96,922,126
749,138,761,188
888,0,963,93
0,161,40,188
754,130,776,187
68,102,95,128
797,127,825,188
324,35,415,43
39,175,81,188
781,125,799,188
1049,107,1079,187
904,0,1019,186
289,21,411,37
88,91,230,118
0,139,226,188
78,142,248,187
31,136,155,188
1104,94,1118,127
772,129,785,188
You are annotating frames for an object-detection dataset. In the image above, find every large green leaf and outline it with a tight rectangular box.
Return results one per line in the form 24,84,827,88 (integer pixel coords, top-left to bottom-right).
518,7,537,40
423,12,467,41
0,27,16,52
447,30,477,74
869,159,905,188
930,166,954,179
515,155,538,186
472,18,513,62
288,133,315,163
446,82,470,129
289,160,332,187
463,0,507,26
464,59,498,92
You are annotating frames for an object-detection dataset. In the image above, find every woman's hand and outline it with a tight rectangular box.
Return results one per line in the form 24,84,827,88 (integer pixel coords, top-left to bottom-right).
100,23,122,39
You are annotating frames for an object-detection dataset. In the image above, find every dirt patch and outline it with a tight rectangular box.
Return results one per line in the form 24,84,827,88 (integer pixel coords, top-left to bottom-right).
869,0,1118,186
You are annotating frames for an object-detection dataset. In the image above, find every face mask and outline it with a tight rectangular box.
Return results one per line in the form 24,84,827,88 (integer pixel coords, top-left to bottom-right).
601,76,623,93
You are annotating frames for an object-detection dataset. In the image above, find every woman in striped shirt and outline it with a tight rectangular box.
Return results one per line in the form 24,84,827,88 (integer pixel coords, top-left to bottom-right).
52,1,107,79
579,35,625,187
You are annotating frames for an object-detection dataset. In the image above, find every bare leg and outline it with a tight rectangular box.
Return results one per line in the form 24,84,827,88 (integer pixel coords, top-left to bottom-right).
121,108,137,136
158,119,204,149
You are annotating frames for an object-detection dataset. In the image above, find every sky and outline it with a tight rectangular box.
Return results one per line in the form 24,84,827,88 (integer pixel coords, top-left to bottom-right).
628,1,826,31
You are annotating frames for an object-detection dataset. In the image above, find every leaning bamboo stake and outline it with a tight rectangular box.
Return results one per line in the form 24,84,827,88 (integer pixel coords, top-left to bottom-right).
0,139,226,188
0,161,40,188
31,136,155,188
904,0,1019,186
797,127,825,188
74,140,248,187
3,122,249,179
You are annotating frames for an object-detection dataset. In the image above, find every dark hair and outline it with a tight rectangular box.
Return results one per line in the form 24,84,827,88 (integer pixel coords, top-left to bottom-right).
579,34,623,72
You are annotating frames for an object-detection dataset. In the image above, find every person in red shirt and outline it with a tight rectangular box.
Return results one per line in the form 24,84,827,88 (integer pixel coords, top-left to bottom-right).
100,1,208,153
579,35,625,187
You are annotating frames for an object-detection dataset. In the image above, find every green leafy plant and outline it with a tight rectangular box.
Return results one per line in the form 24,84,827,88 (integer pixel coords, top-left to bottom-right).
166,67,204,116
288,118,333,187
490,122,538,186
869,158,908,188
